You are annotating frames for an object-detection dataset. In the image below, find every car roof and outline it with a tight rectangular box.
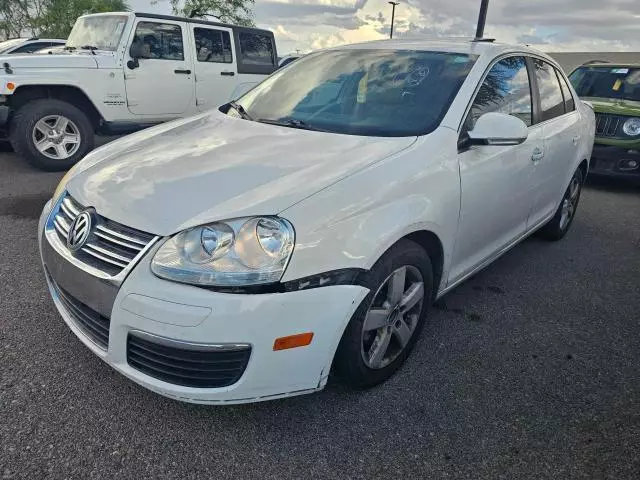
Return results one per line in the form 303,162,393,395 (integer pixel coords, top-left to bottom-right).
79,11,274,35
332,37,551,59
579,63,640,68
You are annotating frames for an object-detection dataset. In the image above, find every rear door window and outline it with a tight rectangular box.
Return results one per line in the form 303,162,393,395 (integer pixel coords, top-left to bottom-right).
194,28,233,63
533,59,565,122
556,69,575,112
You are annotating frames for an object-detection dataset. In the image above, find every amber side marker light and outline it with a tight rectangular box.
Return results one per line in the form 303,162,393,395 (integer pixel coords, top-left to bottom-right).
273,332,314,351
6,82,15,91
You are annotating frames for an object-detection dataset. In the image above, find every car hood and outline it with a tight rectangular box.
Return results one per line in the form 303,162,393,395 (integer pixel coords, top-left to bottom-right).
1,52,98,69
66,111,416,236
583,97,640,116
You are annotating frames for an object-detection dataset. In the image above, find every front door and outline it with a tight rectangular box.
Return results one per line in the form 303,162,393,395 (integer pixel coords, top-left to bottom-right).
191,25,238,111
450,56,542,284
124,19,194,116
528,59,581,227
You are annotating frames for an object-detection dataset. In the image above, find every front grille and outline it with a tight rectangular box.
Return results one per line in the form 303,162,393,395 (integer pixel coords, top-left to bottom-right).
127,334,251,388
595,113,625,137
52,194,155,276
50,275,111,350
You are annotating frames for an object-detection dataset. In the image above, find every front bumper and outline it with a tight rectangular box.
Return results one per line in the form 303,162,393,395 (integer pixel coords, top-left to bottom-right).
589,143,640,178
38,202,369,404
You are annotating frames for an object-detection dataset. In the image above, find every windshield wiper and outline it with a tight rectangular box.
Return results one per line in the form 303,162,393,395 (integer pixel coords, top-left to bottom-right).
80,45,98,55
257,118,328,132
228,101,253,121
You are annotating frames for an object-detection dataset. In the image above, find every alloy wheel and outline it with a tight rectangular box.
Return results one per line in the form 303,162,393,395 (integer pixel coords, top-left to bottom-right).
559,175,581,231
361,265,425,369
32,115,81,160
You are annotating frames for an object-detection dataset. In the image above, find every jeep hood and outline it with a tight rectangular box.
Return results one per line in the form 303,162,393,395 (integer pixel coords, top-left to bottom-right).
583,97,640,116
2,53,98,69
66,110,416,236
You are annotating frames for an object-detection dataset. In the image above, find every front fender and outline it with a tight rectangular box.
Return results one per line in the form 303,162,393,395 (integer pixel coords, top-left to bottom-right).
280,129,461,290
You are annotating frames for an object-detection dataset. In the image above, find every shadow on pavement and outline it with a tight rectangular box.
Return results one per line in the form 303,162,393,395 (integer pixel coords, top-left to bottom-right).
585,174,639,194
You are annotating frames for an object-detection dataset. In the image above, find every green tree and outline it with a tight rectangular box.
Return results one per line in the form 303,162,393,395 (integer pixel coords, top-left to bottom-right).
36,0,130,38
0,0,39,38
170,0,255,27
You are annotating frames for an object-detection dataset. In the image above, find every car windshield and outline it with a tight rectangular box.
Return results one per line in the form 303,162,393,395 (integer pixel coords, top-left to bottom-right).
234,49,477,137
66,15,128,51
569,66,640,102
0,38,27,54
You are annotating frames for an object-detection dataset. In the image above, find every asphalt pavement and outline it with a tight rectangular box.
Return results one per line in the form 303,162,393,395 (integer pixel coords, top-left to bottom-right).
1,147,639,479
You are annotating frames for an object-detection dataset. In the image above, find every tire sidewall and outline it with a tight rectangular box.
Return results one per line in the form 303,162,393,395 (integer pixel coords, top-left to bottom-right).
335,240,434,387
11,100,94,171
539,167,584,241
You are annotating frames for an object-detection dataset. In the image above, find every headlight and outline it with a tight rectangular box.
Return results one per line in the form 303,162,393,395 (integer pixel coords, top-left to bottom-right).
151,217,295,287
623,118,640,136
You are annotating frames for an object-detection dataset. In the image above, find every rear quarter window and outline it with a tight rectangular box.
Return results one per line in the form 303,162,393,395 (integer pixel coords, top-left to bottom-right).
239,32,275,66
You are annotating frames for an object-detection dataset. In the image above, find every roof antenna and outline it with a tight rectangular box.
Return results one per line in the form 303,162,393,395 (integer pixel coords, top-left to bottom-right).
473,0,494,42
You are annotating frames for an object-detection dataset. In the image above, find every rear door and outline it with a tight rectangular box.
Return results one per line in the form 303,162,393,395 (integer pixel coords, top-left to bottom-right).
191,24,237,111
527,59,581,228
124,18,194,116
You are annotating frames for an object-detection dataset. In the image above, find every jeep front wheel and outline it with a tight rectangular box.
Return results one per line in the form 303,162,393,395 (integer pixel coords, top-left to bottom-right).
10,99,94,171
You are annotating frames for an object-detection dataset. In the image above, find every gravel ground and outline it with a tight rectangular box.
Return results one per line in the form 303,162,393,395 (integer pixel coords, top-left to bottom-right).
1,148,639,480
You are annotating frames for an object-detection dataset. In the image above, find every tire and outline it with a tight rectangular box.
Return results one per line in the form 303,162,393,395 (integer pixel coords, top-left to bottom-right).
334,239,433,388
537,167,584,241
10,99,94,171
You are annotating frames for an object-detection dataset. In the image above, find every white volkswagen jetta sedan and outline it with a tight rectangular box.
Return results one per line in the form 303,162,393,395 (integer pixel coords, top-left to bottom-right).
39,39,595,404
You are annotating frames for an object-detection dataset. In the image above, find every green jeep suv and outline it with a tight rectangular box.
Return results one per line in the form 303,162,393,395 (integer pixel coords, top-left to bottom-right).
569,64,640,178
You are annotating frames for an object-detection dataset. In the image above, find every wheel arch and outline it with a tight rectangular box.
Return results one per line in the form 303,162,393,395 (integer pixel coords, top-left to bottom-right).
9,85,103,131
364,227,446,297
578,158,589,179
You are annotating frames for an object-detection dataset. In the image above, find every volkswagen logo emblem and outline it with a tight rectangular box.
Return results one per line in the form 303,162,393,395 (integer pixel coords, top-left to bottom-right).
67,210,93,251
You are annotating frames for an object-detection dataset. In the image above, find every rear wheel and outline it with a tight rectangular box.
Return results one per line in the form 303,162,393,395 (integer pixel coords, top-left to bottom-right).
10,99,94,171
334,239,433,388
538,167,584,241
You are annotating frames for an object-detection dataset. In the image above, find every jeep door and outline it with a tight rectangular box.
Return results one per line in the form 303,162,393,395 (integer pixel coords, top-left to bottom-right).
124,18,195,116
191,25,237,111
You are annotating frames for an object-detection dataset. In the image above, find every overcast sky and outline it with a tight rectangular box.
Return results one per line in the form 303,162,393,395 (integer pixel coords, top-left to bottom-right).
134,0,640,54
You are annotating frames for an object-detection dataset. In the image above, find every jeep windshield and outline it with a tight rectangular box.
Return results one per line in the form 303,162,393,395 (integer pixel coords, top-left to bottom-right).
232,49,477,137
570,66,640,102
66,15,128,52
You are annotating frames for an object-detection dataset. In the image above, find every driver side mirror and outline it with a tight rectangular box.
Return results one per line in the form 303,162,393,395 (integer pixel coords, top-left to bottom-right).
467,112,528,146
127,41,144,69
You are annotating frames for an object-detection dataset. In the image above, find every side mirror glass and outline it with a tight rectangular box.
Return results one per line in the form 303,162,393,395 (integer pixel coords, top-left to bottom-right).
468,112,528,146
129,40,143,58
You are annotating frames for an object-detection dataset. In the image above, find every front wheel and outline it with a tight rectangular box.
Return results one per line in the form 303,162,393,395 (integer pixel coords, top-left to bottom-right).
334,239,433,388
10,99,94,171
538,167,584,241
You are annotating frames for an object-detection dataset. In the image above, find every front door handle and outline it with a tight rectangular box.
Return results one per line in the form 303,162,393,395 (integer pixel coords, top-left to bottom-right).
531,147,544,162
572,135,581,145
220,71,235,76
174,69,191,74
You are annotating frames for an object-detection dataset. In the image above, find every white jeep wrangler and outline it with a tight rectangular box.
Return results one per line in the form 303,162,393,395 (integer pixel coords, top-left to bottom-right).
0,12,278,170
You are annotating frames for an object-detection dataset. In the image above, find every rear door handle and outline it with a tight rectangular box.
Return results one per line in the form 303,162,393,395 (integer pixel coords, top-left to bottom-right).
174,69,191,74
531,147,544,162
220,71,235,76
